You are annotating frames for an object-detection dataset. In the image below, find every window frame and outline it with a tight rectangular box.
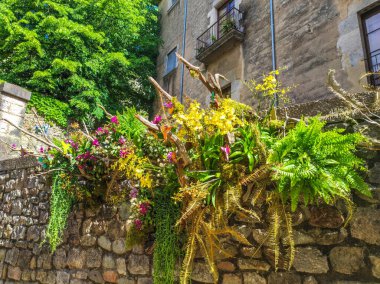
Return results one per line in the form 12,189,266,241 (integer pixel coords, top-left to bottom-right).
359,3,380,85
165,46,178,75
168,0,179,13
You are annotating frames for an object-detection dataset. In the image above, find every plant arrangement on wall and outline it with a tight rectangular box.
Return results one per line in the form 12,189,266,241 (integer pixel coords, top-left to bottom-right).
2,54,372,284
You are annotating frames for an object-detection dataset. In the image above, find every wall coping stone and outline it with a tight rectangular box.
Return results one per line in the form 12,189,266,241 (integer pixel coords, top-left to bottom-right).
0,82,32,102
0,156,38,171
277,92,379,119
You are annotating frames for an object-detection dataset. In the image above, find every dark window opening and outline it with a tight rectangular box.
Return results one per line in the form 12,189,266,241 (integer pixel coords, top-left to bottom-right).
221,84,231,98
166,47,177,74
362,6,380,86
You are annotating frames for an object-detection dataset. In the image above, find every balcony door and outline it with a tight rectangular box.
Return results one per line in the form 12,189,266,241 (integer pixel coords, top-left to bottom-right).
362,6,380,85
217,0,235,38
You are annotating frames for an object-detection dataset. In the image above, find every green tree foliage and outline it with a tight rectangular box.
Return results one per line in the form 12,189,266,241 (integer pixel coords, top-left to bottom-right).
0,0,160,123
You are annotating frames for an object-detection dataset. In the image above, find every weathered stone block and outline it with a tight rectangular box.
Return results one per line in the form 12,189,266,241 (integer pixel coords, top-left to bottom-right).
5,248,19,266
267,272,301,284
127,254,150,275
117,277,135,284
86,248,102,268
351,208,380,245
57,271,70,284
303,276,318,284
223,274,242,284
243,272,267,284
309,205,344,228
117,258,127,276
67,248,86,269
217,261,236,272
7,266,21,281
103,271,118,283
329,247,365,275
369,163,380,184
238,259,271,271
113,239,127,254
53,249,67,269
103,254,116,269
240,246,262,258
88,270,104,284
369,255,380,279
137,278,152,284
293,247,329,274
190,262,214,283
98,235,112,251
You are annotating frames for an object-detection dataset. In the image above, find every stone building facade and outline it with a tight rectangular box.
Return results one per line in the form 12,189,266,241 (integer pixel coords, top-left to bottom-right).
156,0,380,106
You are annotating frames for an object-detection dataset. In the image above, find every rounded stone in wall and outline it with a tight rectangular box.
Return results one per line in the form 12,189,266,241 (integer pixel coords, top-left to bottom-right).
329,247,365,275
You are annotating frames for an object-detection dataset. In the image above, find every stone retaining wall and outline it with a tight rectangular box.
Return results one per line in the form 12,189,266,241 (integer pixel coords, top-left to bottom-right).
0,144,379,284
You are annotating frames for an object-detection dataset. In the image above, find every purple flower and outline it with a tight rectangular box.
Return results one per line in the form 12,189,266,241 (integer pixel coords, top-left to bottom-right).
167,151,176,163
164,101,173,108
129,187,138,199
152,115,162,125
92,139,100,147
110,116,119,125
119,149,130,158
119,137,126,145
220,144,231,162
11,144,17,149
134,219,143,230
39,146,44,153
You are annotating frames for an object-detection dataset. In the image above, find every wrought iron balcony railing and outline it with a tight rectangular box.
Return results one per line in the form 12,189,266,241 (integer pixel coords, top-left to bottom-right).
196,8,244,58
367,51,380,86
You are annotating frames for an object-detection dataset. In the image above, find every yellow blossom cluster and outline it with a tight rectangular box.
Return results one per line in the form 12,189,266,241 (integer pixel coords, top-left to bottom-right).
115,149,153,189
204,99,245,135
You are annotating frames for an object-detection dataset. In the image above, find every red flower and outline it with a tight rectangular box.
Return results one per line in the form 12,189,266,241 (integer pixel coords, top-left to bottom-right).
139,202,150,215
134,219,143,230
92,139,100,147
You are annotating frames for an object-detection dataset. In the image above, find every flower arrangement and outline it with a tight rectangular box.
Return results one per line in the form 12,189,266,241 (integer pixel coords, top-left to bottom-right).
2,54,371,284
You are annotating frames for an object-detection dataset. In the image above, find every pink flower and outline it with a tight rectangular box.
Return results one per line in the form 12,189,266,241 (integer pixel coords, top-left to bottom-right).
164,101,173,108
119,149,130,158
139,202,150,215
220,144,231,161
129,187,138,199
152,115,162,124
92,139,100,147
134,219,143,230
167,152,176,163
119,137,126,145
110,116,119,125
11,144,17,149
39,146,44,153
96,127,104,135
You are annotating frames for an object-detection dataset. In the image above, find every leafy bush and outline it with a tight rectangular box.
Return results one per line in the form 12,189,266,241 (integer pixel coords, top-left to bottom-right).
0,0,160,121
28,93,72,127
269,117,370,211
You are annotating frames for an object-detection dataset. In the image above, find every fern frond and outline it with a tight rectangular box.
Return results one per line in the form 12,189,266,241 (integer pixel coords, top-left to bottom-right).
175,199,202,227
240,164,271,185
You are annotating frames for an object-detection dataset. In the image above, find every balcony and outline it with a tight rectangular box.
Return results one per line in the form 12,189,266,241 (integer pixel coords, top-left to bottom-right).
196,8,244,64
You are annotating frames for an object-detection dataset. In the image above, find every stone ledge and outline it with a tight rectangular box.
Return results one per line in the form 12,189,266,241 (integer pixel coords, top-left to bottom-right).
0,82,31,102
0,156,38,171
277,92,379,120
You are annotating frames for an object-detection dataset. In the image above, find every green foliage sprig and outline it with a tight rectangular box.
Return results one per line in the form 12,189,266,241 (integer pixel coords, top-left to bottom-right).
44,173,74,251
